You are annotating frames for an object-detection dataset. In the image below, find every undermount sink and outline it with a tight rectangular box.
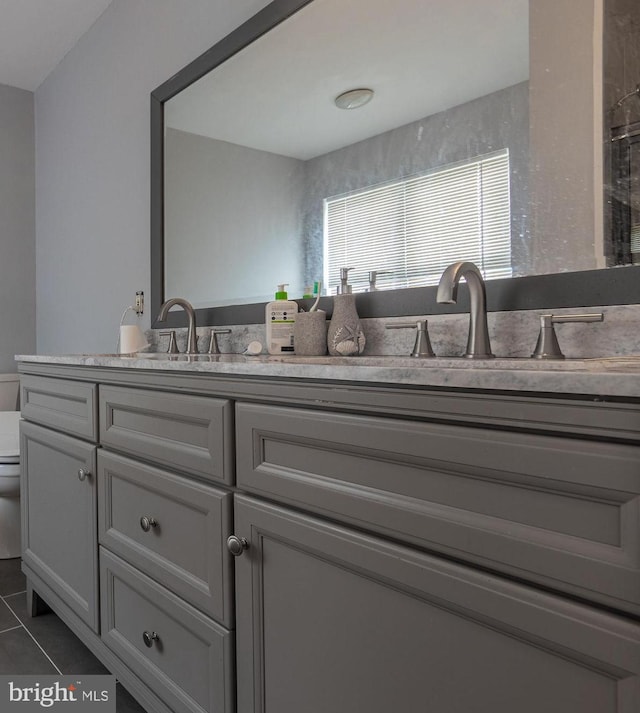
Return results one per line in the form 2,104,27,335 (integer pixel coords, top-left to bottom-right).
126,352,628,370
132,352,248,362
253,355,592,370
72,352,640,372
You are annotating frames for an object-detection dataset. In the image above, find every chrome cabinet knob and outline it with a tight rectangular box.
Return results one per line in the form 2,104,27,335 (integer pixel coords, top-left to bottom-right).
227,535,249,556
142,631,159,648
140,516,158,532
77,469,90,481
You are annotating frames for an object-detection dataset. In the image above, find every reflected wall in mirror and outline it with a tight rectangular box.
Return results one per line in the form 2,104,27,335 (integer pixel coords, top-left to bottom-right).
152,0,640,324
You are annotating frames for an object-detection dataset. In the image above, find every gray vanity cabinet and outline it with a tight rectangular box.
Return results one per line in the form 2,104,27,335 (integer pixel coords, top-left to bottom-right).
19,373,236,713
233,494,640,713
17,364,640,713
20,420,99,632
96,386,235,713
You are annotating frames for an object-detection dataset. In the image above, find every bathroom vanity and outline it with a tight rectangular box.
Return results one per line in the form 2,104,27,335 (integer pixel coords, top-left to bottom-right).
16,355,640,713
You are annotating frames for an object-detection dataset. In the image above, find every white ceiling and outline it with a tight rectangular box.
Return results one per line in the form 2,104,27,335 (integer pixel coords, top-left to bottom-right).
0,0,113,91
166,0,529,160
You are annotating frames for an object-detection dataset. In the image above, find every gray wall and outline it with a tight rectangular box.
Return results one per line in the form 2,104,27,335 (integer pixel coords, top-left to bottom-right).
165,129,305,306
0,83,35,371
35,0,270,354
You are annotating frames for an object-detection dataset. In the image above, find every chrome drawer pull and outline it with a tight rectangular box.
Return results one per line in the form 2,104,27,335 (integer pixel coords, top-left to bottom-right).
77,469,90,482
227,535,249,556
140,516,158,532
142,631,159,648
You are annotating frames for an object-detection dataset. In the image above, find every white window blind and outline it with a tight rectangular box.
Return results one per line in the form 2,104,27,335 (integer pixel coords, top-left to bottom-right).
324,149,512,293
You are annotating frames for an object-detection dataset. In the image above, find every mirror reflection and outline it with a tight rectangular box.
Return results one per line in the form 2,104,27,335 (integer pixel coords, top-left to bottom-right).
161,0,636,310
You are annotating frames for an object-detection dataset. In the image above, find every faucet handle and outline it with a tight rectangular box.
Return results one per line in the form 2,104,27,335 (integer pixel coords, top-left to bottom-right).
386,320,435,358
158,330,179,354
532,313,604,359
208,329,231,355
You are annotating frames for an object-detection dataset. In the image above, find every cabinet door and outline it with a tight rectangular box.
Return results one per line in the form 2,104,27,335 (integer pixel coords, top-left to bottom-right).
20,421,99,632
233,494,640,713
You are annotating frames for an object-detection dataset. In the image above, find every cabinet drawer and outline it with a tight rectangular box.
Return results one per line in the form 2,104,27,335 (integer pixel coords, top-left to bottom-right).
100,549,233,713
236,402,640,614
100,385,233,484
20,375,97,441
98,450,233,626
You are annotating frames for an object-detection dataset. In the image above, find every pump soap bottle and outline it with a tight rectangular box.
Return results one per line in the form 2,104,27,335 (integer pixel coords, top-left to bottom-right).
328,268,366,356
266,284,298,355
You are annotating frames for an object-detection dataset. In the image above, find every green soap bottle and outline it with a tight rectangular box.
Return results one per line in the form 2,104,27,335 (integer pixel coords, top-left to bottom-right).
265,284,298,355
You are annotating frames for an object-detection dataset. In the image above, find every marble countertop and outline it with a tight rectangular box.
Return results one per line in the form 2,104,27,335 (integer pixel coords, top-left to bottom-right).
15,352,640,398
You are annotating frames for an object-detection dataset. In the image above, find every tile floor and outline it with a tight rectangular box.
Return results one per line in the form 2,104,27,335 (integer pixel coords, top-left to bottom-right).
0,557,146,712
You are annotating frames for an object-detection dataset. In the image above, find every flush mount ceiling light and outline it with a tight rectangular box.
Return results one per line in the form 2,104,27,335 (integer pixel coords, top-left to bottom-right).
334,88,374,110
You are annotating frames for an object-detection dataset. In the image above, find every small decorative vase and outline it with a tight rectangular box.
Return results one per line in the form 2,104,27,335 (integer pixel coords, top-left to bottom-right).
327,294,366,356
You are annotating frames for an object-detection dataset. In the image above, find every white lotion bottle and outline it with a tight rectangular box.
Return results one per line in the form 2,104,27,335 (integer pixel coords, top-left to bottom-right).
266,284,298,354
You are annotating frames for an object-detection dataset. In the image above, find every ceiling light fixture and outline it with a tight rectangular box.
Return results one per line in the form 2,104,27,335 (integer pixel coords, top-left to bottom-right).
334,88,374,110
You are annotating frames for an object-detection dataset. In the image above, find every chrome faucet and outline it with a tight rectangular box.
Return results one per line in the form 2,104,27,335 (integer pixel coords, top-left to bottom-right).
157,297,198,355
436,261,494,359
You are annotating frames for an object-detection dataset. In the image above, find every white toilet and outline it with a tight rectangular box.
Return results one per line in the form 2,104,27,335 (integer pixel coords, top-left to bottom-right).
0,411,21,559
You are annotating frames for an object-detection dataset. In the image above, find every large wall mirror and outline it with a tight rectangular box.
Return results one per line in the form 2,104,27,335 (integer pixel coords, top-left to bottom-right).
151,0,640,328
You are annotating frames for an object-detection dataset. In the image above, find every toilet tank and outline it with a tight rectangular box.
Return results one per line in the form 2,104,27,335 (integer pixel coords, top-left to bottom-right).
0,374,19,411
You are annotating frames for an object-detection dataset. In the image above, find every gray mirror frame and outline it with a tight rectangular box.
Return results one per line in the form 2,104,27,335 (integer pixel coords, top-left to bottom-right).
150,0,639,330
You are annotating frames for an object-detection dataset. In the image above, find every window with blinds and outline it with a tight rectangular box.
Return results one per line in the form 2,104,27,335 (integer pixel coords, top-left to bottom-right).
324,149,512,293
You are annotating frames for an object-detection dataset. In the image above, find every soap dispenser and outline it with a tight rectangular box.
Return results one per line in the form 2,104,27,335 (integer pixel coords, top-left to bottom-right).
266,284,298,355
336,267,354,294
328,268,366,356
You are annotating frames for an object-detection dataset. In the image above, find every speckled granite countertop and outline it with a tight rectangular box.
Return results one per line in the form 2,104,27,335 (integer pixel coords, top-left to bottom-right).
15,353,640,398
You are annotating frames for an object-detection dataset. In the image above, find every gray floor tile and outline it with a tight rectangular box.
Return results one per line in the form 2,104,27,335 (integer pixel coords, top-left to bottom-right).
0,627,58,675
116,683,148,713
0,561,145,710
0,557,26,596
4,593,109,676
0,598,20,633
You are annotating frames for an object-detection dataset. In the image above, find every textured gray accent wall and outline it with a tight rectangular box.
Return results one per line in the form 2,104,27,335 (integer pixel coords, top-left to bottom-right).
0,83,35,372
165,129,305,306
301,82,530,286
34,0,271,354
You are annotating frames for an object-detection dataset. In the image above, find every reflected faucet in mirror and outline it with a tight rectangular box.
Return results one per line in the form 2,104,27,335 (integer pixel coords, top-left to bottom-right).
367,271,392,292
157,297,198,354
437,261,494,359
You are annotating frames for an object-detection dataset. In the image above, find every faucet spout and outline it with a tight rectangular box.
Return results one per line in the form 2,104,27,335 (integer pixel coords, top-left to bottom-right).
157,297,198,355
436,261,494,359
